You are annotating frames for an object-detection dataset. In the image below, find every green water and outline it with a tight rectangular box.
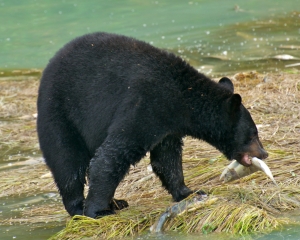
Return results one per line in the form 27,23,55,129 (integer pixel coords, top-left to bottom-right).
1,0,300,76
1,0,300,239
0,193,63,240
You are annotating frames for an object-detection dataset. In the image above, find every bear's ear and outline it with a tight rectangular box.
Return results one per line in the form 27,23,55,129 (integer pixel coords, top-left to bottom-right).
227,94,242,112
219,77,234,93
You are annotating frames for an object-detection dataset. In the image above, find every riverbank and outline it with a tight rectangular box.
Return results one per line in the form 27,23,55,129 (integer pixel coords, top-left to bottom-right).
0,69,300,239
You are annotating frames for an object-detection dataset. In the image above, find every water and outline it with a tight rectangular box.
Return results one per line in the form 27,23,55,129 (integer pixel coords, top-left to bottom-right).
1,0,300,239
1,0,300,76
0,193,64,240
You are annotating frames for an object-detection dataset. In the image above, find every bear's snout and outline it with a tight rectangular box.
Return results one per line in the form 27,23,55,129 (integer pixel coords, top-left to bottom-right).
248,138,268,160
259,148,268,159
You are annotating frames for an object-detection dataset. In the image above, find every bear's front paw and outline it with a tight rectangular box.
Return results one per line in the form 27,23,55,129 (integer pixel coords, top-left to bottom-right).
95,209,116,218
84,209,116,219
110,198,129,210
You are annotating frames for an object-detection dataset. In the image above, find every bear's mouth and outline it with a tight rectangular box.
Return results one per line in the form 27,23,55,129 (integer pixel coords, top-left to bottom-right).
238,154,252,167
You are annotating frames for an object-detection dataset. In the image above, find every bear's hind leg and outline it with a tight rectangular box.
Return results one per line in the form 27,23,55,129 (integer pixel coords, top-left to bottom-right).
150,135,192,202
38,121,90,216
55,167,87,216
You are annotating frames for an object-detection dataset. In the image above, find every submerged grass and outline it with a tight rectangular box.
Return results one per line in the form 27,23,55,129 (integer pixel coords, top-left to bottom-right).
1,70,300,239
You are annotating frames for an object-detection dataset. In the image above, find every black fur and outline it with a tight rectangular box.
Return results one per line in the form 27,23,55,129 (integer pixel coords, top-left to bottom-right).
37,32,267,218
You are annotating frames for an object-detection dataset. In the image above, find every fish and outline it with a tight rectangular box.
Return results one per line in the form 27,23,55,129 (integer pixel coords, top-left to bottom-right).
220,157,277,185
150,193,218,233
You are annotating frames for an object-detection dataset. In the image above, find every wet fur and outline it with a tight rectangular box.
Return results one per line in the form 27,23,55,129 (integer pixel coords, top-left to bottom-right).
37,32,267,218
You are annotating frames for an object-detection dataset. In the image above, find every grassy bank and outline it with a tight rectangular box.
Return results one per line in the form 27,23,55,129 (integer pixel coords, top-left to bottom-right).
0,70,300,239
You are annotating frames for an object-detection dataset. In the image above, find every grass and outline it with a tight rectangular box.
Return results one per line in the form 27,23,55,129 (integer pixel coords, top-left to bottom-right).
1,69,300,239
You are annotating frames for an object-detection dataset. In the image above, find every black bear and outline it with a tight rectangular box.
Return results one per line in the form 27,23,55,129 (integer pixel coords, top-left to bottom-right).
37,32,268,218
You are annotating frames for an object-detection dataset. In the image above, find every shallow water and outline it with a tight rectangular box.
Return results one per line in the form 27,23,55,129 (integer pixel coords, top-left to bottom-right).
1,0,300,239
136,224,300,240
0,193,64,240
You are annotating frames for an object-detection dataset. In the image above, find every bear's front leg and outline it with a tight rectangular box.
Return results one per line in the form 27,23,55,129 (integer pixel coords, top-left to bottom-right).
84,137,146,218
150,135,193,201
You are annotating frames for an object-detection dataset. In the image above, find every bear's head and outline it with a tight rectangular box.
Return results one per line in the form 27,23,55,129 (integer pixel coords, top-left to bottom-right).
218,77,268,166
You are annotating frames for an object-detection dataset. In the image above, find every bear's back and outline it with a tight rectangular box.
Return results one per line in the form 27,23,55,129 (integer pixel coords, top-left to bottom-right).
46,32,181,83
40,33,195,101
38,32,196,152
